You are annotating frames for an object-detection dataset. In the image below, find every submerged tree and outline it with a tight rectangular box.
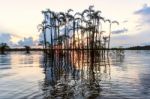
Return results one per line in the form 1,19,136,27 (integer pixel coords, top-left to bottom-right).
105,19,119,49
24,45,31,54
38,6,119,52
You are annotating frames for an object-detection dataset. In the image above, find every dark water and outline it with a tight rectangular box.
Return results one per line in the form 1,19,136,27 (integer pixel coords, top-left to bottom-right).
0,50,150,99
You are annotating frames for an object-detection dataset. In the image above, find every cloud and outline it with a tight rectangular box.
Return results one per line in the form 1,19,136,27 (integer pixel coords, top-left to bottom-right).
18,37,34,46
134,4,150,24
112,28,128,34
134,4,150,15
112,35,130,40
122,20,128,23
111,35,131,47
0,33,14,46
0,33,11,43
0,32,38,47
111,29,150,47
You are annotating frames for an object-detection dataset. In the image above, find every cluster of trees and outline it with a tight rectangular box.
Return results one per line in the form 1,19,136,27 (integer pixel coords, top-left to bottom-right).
0,43,31,54
126,45,150,50
38,6,119,50
0,43,9,54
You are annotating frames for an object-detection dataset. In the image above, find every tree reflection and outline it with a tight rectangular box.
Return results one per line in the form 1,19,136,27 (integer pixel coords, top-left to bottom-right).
40,50,112,99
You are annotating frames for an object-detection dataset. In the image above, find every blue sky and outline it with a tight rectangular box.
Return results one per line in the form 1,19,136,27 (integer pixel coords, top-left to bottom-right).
0,0,150,47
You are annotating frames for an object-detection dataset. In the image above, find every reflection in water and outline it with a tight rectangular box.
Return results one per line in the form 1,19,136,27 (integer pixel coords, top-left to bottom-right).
0,52,44,99
41,50,111,99
1,51,150,99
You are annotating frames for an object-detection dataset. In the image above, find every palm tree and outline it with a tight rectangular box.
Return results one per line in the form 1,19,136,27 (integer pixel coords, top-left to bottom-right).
95,31,105,49
95,12,105,48
54,34,70,49
41,11,48,49
47,9,54,49
52,13,59,47
74,12,85,49
105,19,119,50
38,20,51,52
67,13,73,49
74,17,83,49
76,21,81,49
90,10,103,48
82,9,90,49
103,36,109,48
65,11,76,49
39,7,120,53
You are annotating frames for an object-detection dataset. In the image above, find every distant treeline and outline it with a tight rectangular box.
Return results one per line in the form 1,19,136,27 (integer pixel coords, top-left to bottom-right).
126,45,150,50
5,48,43,51
1,45,150,52
111,45,150,50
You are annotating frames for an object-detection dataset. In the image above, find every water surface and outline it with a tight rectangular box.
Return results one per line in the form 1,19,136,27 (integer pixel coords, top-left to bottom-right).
0,50,150,99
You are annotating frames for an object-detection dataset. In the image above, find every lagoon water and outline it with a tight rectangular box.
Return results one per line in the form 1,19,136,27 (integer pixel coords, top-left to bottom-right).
0,50,150,99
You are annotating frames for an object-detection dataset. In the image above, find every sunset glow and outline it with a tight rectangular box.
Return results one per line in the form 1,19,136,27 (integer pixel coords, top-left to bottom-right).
0,0,150,47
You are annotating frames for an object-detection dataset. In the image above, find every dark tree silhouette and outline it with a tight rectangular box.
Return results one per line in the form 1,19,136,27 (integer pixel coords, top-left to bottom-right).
24,46,31,53
38,5,119,58
0,43,9,54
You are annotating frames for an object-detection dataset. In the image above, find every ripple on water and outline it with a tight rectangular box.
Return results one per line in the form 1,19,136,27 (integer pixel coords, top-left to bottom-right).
0,51,150,99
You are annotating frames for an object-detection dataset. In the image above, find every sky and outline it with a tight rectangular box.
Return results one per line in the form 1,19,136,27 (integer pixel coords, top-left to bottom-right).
0,0,150,47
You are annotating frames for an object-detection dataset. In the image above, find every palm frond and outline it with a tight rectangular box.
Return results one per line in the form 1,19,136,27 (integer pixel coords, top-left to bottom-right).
66,14,74,21
42,20,47,24
82,9,89,16
100,31,106,34
74,17,81,21
105,19,111,23
89,5,94,10
38,27,42,32
59,12,66,17
94,10,101,15
41,11,46,14
37,24,43,28
74,12,82,18
103,36,109,41
47,9,51,13
67,9,73,13
112,21,119,25
99,16,105,22
45,25,52,29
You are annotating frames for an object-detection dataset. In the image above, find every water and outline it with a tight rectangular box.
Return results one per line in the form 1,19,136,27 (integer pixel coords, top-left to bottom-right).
0,50,150,99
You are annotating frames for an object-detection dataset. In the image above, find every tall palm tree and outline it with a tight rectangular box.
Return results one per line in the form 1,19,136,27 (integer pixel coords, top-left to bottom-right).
75,19,81,49
38,20,52,52
96,13,105,47
90,10,103,48
53,13,59,46
54,34,70,49
39,7,119,53
65,11,75,49
74,12,84,47
82,9,90,49
67,11,74,49
96,31,105,49
105,19,119,49
46,9,54,49
38,20,47,50
103,36,109,48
